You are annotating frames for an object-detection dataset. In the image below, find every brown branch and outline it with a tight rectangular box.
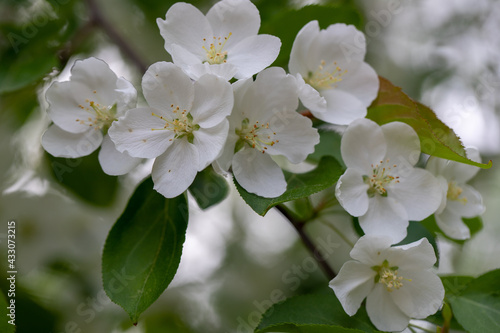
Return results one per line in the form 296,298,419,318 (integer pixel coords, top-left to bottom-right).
275,204,336,281
85,0,148,73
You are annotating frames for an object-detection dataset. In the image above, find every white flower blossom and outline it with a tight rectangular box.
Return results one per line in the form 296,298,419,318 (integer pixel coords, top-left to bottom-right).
330,235,445,332
426,148,485,240
108,62,233,198
157,0,281,81
289,21,379,125
335,118,442,243
215,67,319,198
42,57,141,175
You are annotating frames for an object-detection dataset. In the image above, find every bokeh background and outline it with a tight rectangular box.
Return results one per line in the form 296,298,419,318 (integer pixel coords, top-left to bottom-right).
1,0,499,332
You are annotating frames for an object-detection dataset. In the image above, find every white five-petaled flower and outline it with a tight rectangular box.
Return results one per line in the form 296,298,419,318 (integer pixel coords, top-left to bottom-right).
330,235,445,332
42,57,141,175
289,21,379,125
335,118,442,243
215,67,320,198
157,0,281,81
426,148,485,240
108,62,233,198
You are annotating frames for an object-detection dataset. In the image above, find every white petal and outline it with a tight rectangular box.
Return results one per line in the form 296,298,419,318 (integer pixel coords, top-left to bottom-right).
446,184,484,217
190,74,233,128
70,57,119,106
183,62,238,81
108,107,175,159
366,284,410,332
214,132,238,173
169,44,204,67
335,168,370,217
435,176,449,214
436,209,471,240
206,0,260,49
387,238,437,270
295,74,327,114
426,148,482,183
240,67,298,122
142,62,194,115
336,61,379,106
329,261,376,316
391,269,444,318
157,3,211,57
232,76,254,108
45,81,98,133
389,168,442,221
152,139,199,198
308,23,366,69
349,235,394,266
228,35,281,79
448,160,482,184
193,120,229,170
264,112,319,163
232,148,286,197
115,77,138,115
289,21,320,76
42,125,102,158
360,195,409,244
98,135,141,175
340,118,386,171
381,121,421,167
426,155,448,177
319,88,367,125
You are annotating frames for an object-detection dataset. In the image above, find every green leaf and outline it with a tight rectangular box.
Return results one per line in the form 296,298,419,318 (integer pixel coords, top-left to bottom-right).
441,275,474,300
45,151,119,207
188,166,229,209
256,293,381,333
462,216,483,238
260,2,363,70
0,44,58,93
0,0,81,93
102,177,189,323
0,290,15,333
235,156,344,216
367,77,492,169
446,269,500,333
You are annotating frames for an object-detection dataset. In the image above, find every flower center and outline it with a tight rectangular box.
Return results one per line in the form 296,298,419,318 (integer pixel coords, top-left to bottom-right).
234,118,279,154
372,260,410,292
306,60,347,90
202,33,232,65
76,93,117,132
151,105,199,143
363,159,399,197
447,181,467,204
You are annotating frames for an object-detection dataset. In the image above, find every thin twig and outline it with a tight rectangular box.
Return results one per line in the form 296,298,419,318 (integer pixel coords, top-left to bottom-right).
275,204,336,280
85,0,148,73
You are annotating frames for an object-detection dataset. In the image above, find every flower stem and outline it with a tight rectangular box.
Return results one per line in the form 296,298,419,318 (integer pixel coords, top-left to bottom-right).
275,204,336,280
84,0,148,73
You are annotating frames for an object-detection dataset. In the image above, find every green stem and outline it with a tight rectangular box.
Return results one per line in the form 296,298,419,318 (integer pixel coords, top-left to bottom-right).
275,204,336,280
318,216,355,248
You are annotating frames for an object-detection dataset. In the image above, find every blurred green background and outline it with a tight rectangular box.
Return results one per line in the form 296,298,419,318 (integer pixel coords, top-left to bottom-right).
1,0,499,332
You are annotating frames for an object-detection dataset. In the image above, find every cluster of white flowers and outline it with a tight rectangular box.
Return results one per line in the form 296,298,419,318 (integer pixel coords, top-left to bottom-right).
40,0,486,331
